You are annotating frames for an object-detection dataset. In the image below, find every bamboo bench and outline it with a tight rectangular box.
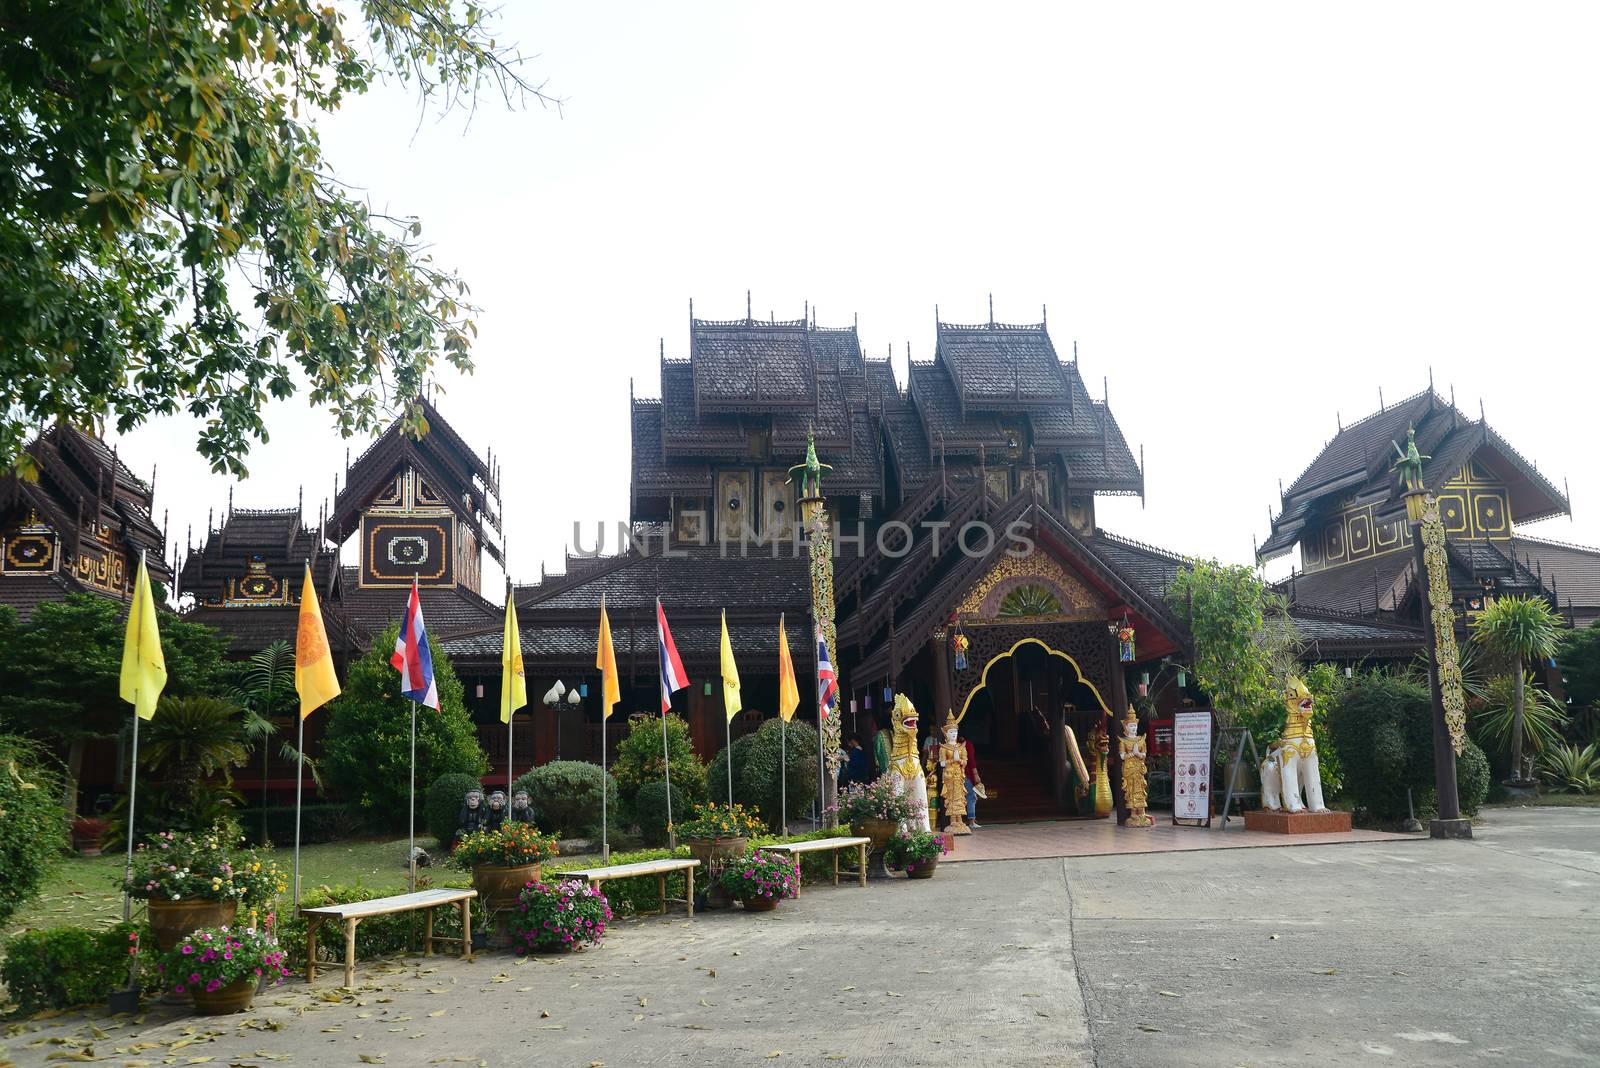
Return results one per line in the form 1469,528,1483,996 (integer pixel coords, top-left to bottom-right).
758,836,871,895
302,888,476,988
556,858,699,917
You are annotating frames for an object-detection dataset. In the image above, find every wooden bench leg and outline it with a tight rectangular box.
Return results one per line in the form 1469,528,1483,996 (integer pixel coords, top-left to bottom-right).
685,867,694,918
462,898,474,962
833,849,840,887
306,916,321,985
658,873,666,916
343,918,361,989
424,906,434,957
858,842,867,887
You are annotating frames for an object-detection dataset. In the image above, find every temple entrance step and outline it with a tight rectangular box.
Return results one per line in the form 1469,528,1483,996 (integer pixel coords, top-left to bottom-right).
969,755,1064,823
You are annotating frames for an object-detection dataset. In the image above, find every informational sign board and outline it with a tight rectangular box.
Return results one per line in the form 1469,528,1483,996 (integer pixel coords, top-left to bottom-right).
1172,709,1214,826
1148,718,1174,758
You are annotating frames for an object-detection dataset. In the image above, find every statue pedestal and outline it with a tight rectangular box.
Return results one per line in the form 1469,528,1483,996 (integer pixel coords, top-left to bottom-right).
1243,809,1352,834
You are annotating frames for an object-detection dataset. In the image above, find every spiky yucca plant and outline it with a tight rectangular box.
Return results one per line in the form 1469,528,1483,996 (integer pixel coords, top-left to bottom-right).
1471,596,1563,783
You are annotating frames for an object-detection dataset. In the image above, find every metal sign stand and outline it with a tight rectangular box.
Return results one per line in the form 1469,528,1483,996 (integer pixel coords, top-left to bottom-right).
1217,726,1262,827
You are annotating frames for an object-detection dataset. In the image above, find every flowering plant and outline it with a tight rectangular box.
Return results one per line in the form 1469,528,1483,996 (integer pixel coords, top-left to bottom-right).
452,823,559,868
830,779,922,825
674,802,763,840
885,830,947,874
718,850,799,902
509,880,612,951
231,845,288,909
123,827,239,902
157,926,288,996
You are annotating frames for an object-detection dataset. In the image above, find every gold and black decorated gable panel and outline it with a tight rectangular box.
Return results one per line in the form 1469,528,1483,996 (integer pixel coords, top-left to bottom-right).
3,518,59,575
361,514,455,587
73,539,128,594
203,556,298,608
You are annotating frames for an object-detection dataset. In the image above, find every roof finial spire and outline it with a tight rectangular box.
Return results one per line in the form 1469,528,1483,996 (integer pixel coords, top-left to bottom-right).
227,485,233,519
804,300,809,327
1337,410,1342,432
1103,376,1108,405
1378,386,1385,411
1073,339,1078,363
659,337,664,359
746,289,752,321
1480,398,1486,422
1042,303,1047,326
1429,366,1434,393
988,292,994,326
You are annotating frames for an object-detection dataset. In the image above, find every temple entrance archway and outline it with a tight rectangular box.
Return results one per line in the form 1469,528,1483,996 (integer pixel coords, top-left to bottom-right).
952,630,1116,822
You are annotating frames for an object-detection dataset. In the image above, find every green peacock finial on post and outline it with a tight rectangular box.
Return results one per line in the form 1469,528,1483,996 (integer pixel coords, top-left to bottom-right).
787,427,833,502
1390,425,1430,495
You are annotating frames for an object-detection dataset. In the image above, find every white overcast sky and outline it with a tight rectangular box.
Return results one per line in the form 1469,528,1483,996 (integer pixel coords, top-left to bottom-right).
122,2,1600,596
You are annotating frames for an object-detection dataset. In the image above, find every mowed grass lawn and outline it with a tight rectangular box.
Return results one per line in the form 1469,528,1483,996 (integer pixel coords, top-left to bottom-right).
6,836,447,938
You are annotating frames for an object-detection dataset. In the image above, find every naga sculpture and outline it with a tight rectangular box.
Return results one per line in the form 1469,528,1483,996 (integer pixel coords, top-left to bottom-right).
1090,717,1113,817
888,694,931,832
1261,676,1327,813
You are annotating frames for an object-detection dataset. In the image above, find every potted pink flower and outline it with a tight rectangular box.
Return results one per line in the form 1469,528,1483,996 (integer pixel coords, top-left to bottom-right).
718,850,799,912
157,926,287,1015
509,880,613,953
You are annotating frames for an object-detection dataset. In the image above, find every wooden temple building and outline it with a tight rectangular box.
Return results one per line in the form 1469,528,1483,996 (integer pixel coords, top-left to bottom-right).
0,425,173,617
437,304,1208,820
1258,388,1600,658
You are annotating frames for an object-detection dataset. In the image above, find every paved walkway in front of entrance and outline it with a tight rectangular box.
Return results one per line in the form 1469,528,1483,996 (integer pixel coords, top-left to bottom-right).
944,815,1414,862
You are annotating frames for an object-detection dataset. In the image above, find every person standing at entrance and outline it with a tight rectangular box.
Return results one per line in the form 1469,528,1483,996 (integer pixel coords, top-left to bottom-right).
961,729,984,829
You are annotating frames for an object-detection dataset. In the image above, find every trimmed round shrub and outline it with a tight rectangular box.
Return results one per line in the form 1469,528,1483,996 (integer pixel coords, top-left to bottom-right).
634,779,688,847
1327,673,1432,820
612,714,707,809
513,761,618,837
1455,736,1491,816
707,718,819,831
0,735,66,929
320,623,487,830
426,772,484,850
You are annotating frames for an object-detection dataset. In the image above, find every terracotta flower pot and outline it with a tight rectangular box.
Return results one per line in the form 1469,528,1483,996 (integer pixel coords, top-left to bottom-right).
740,895,780,912
473,863,541,912
905,855,939,880
852,819,897,852
147,898,238,952
191,976,255,1015
686,837,747,910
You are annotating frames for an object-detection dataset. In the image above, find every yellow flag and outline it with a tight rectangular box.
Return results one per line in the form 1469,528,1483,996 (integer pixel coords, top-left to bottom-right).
119,556,167,721
295,563,341,719
720,609,742,723
597,594,621,719
500,594,527,724
776,613,798,723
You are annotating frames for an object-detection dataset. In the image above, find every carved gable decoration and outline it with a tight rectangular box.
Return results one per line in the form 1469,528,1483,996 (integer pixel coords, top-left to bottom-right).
957,550,1106,621
360,466,458,588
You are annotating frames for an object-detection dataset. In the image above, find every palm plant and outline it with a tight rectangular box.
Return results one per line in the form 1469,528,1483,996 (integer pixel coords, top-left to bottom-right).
1474,673,1567,764
1471,596,1564,784
223,640,321,841
141,696,251,805
1537,742,1600,794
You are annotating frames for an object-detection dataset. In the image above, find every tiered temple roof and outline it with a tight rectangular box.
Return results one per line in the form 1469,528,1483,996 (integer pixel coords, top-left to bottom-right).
0,425,171,618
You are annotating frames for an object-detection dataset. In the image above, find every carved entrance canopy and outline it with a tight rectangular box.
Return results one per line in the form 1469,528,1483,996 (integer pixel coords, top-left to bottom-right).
952,622,1116,723
956,551,1106,623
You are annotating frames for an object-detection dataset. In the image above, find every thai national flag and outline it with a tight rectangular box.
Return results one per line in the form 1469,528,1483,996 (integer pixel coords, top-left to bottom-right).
816,626,839,721
657,598,689,714
390,578,439,709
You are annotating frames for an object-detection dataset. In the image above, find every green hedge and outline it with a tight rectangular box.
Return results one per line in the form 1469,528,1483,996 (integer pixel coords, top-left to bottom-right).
0,735,66,930
425,772,485,850
634,780,687,848
706,718,819,831
513,761,618,837
0,922,140,1014
239,803,359,848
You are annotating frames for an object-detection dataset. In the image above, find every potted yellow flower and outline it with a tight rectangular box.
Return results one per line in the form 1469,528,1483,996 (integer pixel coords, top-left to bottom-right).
675,803,764,909
453,823,559,914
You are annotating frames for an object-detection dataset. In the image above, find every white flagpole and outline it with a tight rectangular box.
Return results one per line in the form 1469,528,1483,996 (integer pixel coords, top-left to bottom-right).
122,549,148,926
293,714,305,907
725,710,733,807
657,599,675,848
507,579,515,797
601,694,609,862
408,699,418,892
781,717,787,836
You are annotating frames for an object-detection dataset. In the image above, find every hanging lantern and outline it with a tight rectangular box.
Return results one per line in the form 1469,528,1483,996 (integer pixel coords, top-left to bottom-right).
1117,622,1136,663
883,685,894,704
951,626,970,671
1177,669,1187,688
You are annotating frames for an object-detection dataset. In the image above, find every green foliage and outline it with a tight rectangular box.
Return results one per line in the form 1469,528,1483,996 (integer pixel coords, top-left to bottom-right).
673,802,765,840
705,718,819,830
0,1,554,474
509,881,612,951
717,851,799,902
1474,674,1568,762
633,780,688,847
0,922,139,1014
1558,622,1600,728
450,824,557,869
320,624,486,830
0,736,67,929
1455,737,1491,816
1472,595,1564,666
1326,673,1435,820
142,696,250,802
513,761,618,838
0,594,229,748
426,772,484,850
1167,561,1299,736
1537,743,1600,794
1301,662,1347,799
611,714,706,809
